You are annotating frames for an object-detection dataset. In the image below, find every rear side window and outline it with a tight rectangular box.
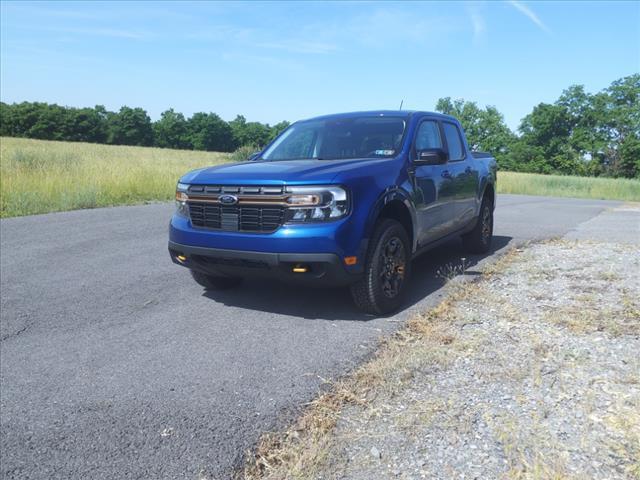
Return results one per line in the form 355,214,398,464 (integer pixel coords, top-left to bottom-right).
415,120,442,150
443,122,464,160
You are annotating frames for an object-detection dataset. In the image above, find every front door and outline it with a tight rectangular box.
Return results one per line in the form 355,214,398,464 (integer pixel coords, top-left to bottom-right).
410,119,457,246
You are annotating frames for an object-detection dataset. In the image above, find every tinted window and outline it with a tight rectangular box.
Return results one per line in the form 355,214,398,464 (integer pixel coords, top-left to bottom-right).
443,122,464,160
263,117,406,161
415,120,442,150
268,127,317,160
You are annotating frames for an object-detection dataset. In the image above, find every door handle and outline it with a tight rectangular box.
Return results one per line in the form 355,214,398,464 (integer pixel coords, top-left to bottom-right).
441,170,452,178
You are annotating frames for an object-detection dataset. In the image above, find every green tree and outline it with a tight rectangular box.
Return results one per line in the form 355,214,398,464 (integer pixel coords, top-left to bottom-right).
0,102,109,143
0,102,47,137
25,104,67,140
187,112,235,152
618,135,640,178
0,102,8,136
502,142,549,173
229,115,273,148
63,106,109,143
519,103,571,157
556,85,608,175
517,103,584,174
603,74,640,177
153,109,190,149
106,106,154,146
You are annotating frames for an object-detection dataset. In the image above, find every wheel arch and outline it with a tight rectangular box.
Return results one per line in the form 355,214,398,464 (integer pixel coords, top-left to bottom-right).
365,188,418,253
481,181,496,208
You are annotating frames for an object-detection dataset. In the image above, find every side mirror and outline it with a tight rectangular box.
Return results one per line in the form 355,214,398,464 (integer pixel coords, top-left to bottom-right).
414,148,447,165
247,152,261,161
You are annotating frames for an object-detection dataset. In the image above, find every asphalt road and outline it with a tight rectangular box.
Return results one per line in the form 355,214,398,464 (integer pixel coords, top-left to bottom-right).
0,194,630,479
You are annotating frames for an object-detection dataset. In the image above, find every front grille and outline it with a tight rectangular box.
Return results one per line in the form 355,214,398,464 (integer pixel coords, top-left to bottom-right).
188,203,286,232
187,184,288,232
191,254,269,269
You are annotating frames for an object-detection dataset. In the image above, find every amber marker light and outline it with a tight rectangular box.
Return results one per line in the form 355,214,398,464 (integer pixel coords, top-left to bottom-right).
344,256,357,266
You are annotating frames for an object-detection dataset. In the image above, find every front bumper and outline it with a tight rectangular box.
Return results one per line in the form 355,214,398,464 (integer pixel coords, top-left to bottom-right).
169,241,362,287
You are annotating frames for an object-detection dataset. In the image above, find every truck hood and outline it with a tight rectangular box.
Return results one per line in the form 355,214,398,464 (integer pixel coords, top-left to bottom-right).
181,158,396,185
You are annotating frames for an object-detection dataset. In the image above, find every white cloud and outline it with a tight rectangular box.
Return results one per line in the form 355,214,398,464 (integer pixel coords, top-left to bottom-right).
467,4,486,44
168,6,463,56
158,5,464,57
189,27,337,55
346,8,458,46
508,0,550,33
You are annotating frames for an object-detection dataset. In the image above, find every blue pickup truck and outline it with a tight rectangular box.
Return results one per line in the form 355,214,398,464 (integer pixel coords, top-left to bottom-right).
169,111,497,314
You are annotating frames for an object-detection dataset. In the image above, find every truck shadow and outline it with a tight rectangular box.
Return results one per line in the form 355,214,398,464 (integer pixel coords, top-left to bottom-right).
202,235,513,321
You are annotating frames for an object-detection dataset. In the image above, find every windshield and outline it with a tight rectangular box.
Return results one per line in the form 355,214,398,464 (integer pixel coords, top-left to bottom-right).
262,116,406,161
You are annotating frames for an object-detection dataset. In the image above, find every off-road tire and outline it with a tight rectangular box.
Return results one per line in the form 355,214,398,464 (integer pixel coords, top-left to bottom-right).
190,270,243,290
462,196,494,254
350,219,411,315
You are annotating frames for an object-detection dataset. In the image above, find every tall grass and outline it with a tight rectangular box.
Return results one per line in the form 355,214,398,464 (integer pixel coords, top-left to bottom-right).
0,137,230,217
498,171,640,202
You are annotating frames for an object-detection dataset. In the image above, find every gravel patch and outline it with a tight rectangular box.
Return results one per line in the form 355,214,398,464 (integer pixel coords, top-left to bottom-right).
313,241,640,480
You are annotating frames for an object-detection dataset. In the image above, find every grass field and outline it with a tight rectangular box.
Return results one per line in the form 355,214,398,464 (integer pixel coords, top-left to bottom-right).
498,171,640,202
0,137,230,217
1,137,638,218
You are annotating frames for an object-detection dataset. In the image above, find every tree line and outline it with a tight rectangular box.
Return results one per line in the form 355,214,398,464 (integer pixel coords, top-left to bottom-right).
0,74,638,178
0,103,290,153
436,74,639,178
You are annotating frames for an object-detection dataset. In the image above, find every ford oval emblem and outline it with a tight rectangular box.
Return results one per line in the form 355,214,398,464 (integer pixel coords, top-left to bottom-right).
219,194,238,205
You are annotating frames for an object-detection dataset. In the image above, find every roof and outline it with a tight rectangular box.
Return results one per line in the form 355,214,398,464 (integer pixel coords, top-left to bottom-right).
299,110,456,123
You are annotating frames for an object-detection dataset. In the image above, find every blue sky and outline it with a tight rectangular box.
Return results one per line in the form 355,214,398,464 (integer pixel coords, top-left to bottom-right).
1,1,638,130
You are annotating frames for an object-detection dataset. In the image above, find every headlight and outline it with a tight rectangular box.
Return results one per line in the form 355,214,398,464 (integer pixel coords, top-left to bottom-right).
285,186,348,223
175,182,189,217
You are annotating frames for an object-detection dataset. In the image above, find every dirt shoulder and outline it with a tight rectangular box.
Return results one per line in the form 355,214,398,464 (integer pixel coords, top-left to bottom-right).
243,239,640,480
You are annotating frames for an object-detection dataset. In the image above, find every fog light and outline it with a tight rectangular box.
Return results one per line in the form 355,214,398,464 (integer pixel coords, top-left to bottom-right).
176,254,187,262
292,264,308,273
344,256,357,266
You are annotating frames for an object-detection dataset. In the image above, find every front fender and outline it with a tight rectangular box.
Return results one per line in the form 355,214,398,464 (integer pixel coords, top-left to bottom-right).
363,186,418,253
